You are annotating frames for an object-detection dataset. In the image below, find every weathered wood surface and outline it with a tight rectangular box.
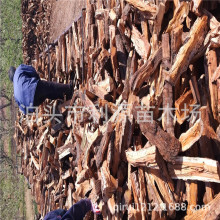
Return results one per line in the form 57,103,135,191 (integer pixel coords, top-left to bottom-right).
132,101,181,162
168,16,208,85
168,157,220,183
126,145,157,167
179,119,203,152
184,193,220,220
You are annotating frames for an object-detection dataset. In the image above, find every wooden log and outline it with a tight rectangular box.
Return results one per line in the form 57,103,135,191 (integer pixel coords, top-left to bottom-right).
66,184,73,209
145,171,164,216
97,19,105,47
162,33,174,135
166,2,189,33
72,22,80,64
78,91,101,124
66,31,73,73
133,136,152,219
75,180,93,199
189,74,201,105
122,50,133,101
184,193,220,220
56,143,74,160
115,29,127,81
132,101,181,162
192,0,203,15
198,107,217,204
183,121,199,215
207,50,218,121
40,142,49,171
162,33,171,69
155,150,175,193
175,90,196,125
36,128,49,150
131,25,150,60
125,0,157,18
179,119,203,152
96,122,114,169
109,25,120,83
100,160,118,200
55,44,62,77
138,167,148,220
112,113,127,177
168,15,208,85
61,169,72,180
98,99,118,114
171,25,183,64
107,195,116,215
141,20,151,59
130,171,141,215
98,76,114,93
30,152,40,170
211,65,220,84
168,157,220,183
186,180,198,216
117,19,131,53
61,34,66,73
97,48,110,72
95,9,109,20
89,85,109,100
126,146,157,168
153,3,165,35
150,170,176,218
130,47,162,94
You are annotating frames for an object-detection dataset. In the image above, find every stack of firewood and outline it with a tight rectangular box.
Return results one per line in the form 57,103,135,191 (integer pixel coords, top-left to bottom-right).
22,0,52,64
17,0,220,219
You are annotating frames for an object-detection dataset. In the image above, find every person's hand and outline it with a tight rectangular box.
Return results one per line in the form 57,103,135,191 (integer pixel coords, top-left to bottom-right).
91,202,101,215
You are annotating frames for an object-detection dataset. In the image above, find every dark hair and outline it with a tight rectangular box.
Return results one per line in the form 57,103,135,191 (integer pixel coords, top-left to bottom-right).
8,66,16,82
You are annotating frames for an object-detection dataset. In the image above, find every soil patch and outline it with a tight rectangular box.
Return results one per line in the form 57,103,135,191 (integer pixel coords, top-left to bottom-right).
49,0,86,42
25,184,35,220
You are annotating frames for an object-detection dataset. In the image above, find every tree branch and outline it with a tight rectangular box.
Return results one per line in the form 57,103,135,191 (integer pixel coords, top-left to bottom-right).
0,102,11,110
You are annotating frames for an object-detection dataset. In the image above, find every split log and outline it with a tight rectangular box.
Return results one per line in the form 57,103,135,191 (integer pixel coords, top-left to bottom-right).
130,171,142,217
126,146,157,168
207,50,218,121
168,16,208,85
168,157,220,183
130,47,162,94
100,160,118,200
175,90,196,125
184,193,220,220
131,25,150,60
96,122,114,169
179,119,203,152
166,2,189,33
132,101,181,162
125,0,157,19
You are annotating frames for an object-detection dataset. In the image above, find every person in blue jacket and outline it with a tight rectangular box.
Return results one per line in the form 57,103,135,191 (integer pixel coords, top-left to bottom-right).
8,64,73,114
43,199,100,220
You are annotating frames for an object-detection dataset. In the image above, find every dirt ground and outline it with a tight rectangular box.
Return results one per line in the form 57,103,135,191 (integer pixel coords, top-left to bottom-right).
25,184,35,220
49,0,86,42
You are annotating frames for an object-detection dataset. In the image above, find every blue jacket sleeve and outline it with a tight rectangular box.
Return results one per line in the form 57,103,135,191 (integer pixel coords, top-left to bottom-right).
14,96,26,114
22,65,40,79
61,199,92,220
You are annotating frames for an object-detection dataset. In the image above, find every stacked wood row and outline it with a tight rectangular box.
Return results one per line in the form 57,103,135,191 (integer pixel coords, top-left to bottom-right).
17,0,220,219
22,0,52,64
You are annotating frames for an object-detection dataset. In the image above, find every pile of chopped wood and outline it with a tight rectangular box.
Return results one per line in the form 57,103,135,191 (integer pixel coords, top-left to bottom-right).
22,0,52,64
17,0,220,219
